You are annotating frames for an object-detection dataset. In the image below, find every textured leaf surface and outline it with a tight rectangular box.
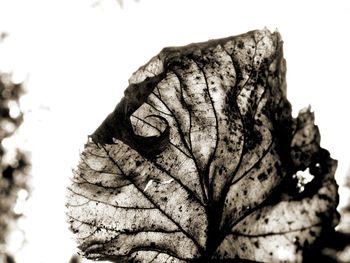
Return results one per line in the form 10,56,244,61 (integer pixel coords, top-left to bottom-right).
66,29,338,262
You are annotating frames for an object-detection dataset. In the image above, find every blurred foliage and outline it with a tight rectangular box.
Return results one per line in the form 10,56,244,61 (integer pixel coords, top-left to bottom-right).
0,34,30,262
69,254,81,263
92,0,140,8
116,0,140,8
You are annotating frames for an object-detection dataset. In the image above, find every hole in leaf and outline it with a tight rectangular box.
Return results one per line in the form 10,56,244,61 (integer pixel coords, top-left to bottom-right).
293,168,315,193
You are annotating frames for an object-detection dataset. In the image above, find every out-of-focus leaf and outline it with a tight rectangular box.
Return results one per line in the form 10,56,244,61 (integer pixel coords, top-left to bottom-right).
66,29,338,262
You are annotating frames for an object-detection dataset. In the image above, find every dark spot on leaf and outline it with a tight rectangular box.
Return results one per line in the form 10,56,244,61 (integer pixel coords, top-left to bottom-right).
254,241,260,248
257,172,268,182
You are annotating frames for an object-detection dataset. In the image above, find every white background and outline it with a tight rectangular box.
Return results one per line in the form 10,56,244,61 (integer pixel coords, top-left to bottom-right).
0,0,349,262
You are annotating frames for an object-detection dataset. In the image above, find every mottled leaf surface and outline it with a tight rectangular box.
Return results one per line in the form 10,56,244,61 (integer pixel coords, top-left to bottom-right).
66,29,338,262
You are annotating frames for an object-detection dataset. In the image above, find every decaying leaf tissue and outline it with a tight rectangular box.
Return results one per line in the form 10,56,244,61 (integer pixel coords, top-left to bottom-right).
66,29,339,262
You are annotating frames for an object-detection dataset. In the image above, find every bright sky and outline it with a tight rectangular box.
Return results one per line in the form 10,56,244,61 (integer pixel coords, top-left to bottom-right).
0,0,350,262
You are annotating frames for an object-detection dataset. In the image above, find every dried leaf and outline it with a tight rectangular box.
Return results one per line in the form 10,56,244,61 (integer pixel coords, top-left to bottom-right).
66,29,338,262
